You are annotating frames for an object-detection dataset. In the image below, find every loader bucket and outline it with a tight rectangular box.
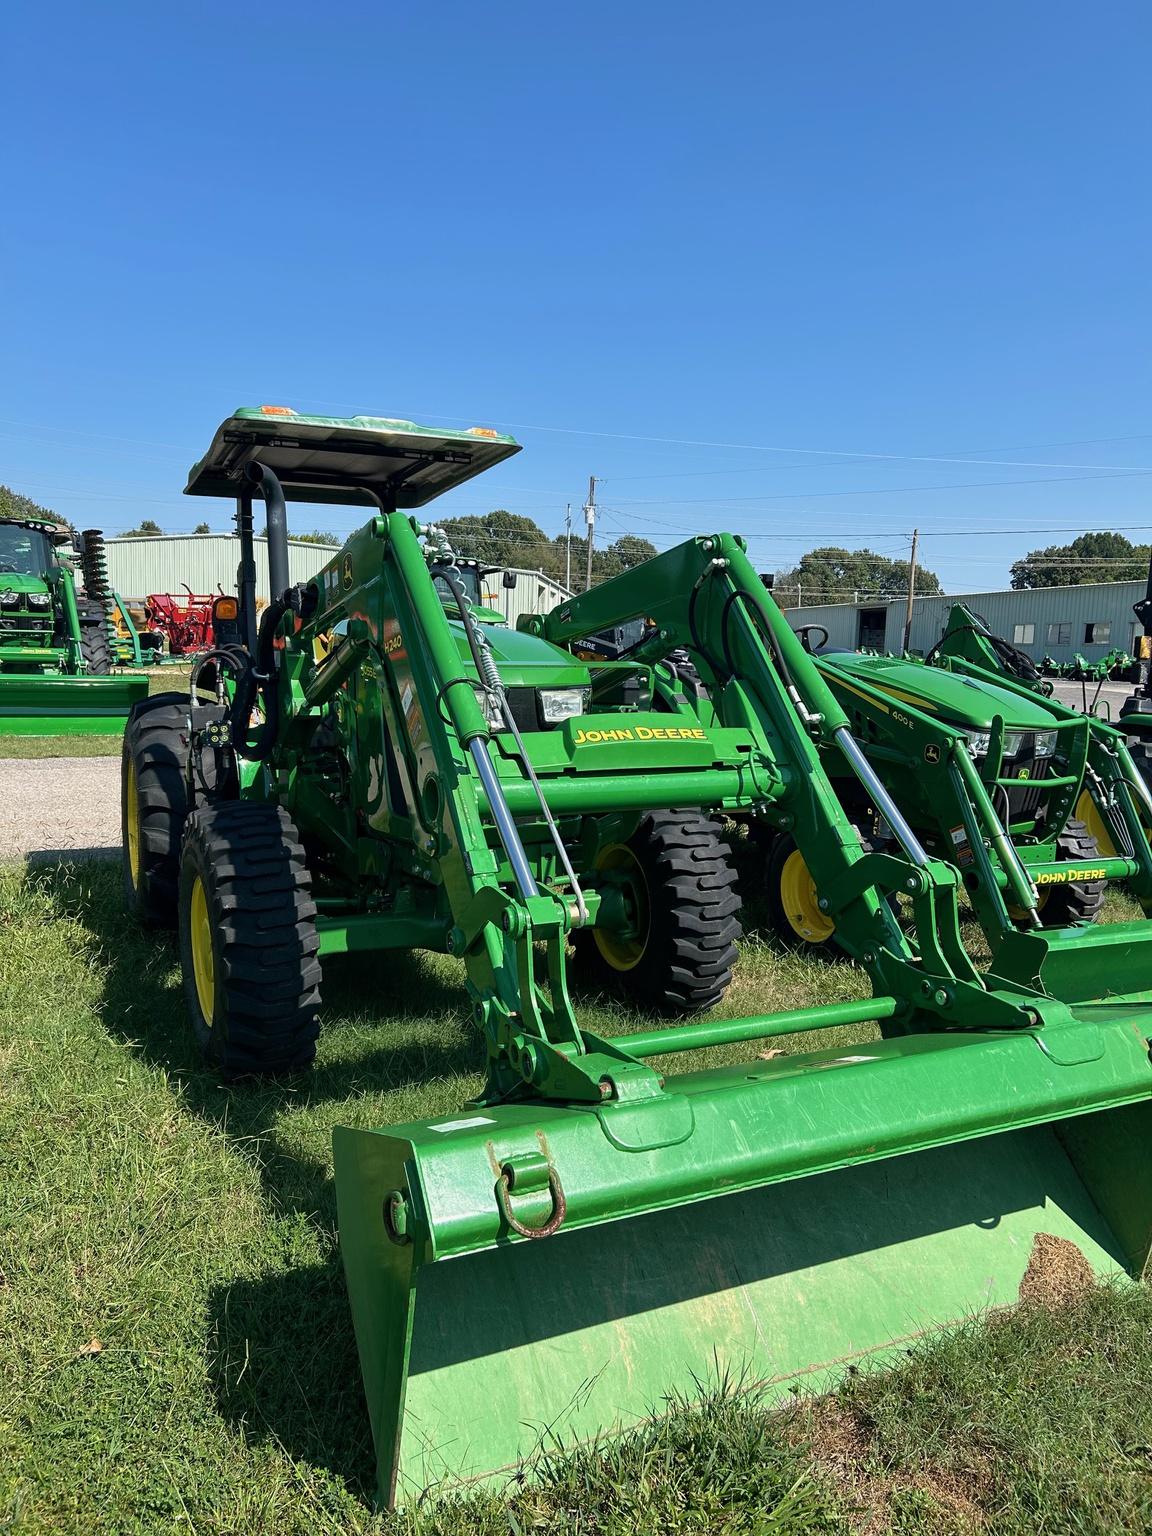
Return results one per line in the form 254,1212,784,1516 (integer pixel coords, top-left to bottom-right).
335,1016,1152,1507
0,672,148,735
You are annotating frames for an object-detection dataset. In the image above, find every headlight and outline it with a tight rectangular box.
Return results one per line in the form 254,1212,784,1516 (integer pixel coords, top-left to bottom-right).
26,592,51,609
965,730,991,757
0,590,19,608
964,729,1024,758
539,687,589,724
1033,730,1058,758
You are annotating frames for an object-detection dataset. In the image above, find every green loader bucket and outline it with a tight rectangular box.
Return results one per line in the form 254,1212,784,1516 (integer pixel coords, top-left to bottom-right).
0,672,148,735
335,1016,1152,1507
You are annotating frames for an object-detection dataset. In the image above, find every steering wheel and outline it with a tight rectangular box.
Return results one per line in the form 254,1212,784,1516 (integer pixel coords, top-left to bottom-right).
795,623,830,654
0,562,17,574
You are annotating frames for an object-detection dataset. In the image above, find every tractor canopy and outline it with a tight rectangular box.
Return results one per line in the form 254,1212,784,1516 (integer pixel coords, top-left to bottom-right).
185,407,521,508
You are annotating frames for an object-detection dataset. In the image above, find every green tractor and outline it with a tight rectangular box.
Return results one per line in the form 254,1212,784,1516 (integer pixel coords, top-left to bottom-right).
123,407,1152,1508
765,609,1152,962
0,513,146,734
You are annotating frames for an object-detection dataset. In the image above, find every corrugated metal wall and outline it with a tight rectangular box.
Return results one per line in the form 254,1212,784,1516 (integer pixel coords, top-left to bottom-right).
104,535,334,601
781,580,1145,664
102,535,572,621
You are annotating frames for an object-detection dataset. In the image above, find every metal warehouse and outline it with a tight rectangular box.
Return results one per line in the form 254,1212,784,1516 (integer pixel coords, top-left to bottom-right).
781,579,1145,665
102,534,571,627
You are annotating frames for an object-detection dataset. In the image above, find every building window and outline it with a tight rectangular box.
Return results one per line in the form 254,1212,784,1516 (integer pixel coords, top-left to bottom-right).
1084,622,1111,645
1012,623,1035,645
1047,622,1071,646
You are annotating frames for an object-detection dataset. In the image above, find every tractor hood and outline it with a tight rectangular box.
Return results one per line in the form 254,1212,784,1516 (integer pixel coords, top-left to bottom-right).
0,571,51,597
820,652,1058,731
454,621,592,689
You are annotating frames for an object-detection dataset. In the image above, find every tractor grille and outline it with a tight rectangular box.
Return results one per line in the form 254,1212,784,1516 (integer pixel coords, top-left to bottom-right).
1004,755,1051,819
503,687,541,733
0,609,52,645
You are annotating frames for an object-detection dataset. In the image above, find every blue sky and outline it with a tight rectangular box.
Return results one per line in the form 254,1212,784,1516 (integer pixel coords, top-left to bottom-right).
2,0,1149,594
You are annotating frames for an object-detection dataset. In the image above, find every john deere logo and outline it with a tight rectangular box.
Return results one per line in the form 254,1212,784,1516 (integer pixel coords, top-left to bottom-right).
924,743,941,764
341,554,353,590
1016,767,1030,780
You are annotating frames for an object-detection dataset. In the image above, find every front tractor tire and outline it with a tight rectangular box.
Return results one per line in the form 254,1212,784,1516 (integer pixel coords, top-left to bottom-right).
765,834,838,950
1036,819,1108,927
77,598,113,674
178,802,321,1077
122,692,227,928
578,810,741,1015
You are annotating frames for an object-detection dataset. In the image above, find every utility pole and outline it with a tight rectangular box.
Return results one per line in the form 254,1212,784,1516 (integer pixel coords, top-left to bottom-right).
564,503,572,591
583,476,599,592
902,527,920,654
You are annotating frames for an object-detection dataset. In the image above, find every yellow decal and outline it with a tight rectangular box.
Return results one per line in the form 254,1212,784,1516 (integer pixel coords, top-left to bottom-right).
383,632,404,656
573,725,707,747
1035,868,1107,885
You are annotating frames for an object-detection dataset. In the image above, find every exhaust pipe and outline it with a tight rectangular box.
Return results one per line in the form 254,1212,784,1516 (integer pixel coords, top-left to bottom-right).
245,461,290,600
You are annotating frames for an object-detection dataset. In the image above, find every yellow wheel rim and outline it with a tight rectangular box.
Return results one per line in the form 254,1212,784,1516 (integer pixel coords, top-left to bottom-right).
1009,886,1050,922
780,847,835,944
592,843,650,971
189,875,216,1023
126,759,141,886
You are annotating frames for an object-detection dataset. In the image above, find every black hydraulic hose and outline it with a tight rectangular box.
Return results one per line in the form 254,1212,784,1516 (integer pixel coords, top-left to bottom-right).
246,461,290,602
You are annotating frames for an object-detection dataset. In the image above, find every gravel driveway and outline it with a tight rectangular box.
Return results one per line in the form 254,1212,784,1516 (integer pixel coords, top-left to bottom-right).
0,756,122,861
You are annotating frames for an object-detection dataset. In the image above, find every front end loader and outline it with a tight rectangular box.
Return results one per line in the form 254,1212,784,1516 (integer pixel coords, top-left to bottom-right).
123,408,1152,1508
0,515,146,734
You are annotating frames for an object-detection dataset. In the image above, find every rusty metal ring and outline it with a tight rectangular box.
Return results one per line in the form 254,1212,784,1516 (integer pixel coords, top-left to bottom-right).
496,1165,567,1240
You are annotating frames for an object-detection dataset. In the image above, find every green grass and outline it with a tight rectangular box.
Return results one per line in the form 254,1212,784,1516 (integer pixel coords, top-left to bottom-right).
1,861,1150,1534
0,671,193,758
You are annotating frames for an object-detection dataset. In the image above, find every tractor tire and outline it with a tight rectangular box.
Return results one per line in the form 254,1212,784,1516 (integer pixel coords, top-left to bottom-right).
764,833,838,951
77,598,113,675
121,692,227,928
178,802,321,1077
577,810,741,1015
1036,818,1108,927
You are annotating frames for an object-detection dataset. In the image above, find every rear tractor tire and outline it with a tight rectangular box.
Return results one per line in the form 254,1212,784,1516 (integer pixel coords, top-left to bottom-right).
178,802,321,1077
577,810,741,1015
122,692,227,927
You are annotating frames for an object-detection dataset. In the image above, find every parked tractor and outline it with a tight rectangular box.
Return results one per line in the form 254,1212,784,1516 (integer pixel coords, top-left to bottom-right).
123,407,1152,1508
0,514,145,734
768,607,1152,961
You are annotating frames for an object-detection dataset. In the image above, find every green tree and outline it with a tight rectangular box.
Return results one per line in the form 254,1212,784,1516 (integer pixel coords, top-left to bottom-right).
435,510,657,590
193,521,211,534
0,484,58,524
773,546,942,607
439,510,550,570
293,530,342,546
121,518,163,537
1010,531,1151,589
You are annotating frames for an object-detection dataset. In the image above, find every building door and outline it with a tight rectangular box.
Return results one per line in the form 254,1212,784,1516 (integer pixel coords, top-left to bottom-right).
857,607,887,651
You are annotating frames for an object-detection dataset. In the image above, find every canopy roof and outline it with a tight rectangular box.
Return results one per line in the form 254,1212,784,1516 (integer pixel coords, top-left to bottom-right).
185,407,521,508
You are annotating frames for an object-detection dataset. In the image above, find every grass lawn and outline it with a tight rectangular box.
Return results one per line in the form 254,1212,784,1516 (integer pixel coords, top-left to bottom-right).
0,671,193,759
1,858,1150,1534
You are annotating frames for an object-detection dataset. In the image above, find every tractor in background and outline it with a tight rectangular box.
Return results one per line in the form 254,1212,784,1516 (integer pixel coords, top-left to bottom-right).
0,514,145,734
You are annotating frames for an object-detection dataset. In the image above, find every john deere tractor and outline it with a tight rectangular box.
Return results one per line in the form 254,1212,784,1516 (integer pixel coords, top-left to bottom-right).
123,407,1152,1508
0,512,145,734
759,608,1152,967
